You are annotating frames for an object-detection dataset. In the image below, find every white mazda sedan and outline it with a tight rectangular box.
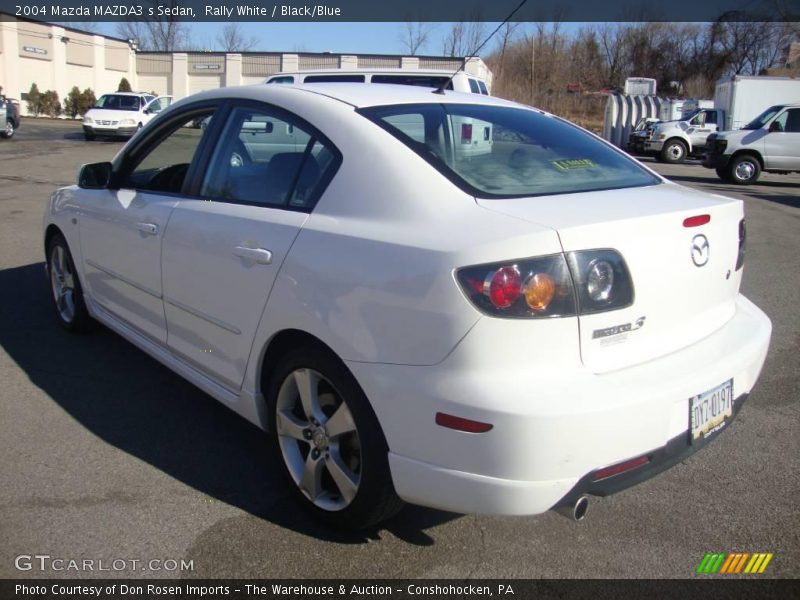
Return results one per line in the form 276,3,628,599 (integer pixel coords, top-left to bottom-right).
44,84,772,528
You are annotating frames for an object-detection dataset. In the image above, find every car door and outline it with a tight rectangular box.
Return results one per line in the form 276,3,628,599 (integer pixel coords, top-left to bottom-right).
763,108,800,170
78,106,217,344
688,110,715,148
141,96,173,126
161,102,341,390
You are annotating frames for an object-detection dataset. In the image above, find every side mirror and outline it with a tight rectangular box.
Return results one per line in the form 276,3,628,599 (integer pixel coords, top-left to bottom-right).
769,121,783,133
78,162,112,189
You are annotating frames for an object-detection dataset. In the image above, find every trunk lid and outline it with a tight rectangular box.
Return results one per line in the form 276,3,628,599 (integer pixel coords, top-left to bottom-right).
477,182,744,373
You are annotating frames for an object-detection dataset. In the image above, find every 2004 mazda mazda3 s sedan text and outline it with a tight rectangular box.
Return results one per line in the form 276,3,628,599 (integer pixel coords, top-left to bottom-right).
43,84,772,528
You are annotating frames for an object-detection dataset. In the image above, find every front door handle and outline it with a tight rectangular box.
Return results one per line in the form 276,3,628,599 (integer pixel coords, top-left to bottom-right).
135,222,159,236
233,246,273,265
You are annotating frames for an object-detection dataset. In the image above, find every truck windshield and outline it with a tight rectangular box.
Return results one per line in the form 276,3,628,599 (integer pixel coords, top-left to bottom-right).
742,106,783,130
359,103,660,198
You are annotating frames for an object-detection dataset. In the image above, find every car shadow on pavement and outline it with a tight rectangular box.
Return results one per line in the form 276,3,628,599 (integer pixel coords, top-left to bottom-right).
0,262,458,546
62,132,121,142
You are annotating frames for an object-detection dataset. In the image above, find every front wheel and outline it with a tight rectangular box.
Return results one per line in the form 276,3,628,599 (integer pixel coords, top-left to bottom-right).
267,345,403,529
715,167,731,182
660,139,687,164
1,119,14,138
727,155,761,185
47,233,92,332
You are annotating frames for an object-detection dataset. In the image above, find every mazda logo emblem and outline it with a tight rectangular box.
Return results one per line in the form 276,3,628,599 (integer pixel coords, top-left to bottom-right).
691,234,710,267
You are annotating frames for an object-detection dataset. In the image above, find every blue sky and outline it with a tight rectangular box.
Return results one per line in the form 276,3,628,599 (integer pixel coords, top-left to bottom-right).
94,22,584,55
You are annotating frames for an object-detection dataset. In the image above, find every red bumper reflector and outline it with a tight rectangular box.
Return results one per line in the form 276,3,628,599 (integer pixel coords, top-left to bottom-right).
683,214,711,227
591,455,650,482
435,412,493,433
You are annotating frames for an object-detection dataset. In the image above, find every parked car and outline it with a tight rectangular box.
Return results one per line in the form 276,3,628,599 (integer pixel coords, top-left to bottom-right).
265,68,491,95
44,84,771,529
703,104,800,185
81,92,172,140
1,97,20,139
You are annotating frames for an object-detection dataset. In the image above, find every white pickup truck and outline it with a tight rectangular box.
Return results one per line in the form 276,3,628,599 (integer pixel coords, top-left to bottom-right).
644,107,724,163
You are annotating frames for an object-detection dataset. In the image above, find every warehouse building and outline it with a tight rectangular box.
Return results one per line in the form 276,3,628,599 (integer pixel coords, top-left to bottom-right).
0,14,493,116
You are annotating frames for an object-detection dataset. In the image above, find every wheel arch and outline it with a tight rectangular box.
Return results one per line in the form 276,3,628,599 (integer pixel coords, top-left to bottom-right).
730,149,764,169
44,224,64,257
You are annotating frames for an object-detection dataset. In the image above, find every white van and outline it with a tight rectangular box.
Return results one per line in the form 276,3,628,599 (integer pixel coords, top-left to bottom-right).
265,69,491,95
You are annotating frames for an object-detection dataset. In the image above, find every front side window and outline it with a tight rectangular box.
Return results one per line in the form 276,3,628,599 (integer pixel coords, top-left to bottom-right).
742,106,783,130
360,103,660,198
779,109,800,133
478,81,489,95
122,111,214,193
200,105,339,209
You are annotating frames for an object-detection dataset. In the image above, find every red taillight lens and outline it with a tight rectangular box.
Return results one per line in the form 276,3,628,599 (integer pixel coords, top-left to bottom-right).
456,254,576,318
435,412,493,433
461,123,473,144
591,455,650,482
683,214,711,228
487,266,521,308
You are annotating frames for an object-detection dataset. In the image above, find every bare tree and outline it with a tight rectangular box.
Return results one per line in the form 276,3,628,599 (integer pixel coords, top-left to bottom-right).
216,23,258,52
400,22,432,56
442,21,486,57
115,1,190,51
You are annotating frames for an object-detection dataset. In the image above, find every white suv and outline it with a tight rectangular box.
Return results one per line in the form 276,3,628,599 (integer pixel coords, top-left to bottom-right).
82,92,173,140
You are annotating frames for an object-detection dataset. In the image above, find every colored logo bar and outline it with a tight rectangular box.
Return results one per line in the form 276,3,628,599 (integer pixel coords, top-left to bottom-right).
696,552,774,574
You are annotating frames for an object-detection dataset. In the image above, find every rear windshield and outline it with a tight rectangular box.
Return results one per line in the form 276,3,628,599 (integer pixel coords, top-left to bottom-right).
359,103,660,198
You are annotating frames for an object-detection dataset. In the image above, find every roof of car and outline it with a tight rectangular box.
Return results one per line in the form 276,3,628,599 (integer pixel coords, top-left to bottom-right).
191,82,529,111
268,69,485,79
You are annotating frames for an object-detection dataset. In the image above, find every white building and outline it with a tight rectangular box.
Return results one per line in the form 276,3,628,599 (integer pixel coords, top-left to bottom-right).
0,14,493,116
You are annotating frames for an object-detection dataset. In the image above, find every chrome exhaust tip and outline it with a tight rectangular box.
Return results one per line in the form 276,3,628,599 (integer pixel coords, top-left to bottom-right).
555,495,589,522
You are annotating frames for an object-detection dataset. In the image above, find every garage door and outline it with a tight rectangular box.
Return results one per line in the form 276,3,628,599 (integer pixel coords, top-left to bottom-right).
188,75,223,96
137,74,170,96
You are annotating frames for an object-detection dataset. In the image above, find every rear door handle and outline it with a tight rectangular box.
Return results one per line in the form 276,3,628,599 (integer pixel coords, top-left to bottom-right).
233,246,273,265
135,222,159,235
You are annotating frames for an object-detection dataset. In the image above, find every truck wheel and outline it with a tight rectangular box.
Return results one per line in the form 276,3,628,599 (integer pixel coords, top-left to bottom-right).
660,139,687,164
0,119,13,139
728,155,760,185
715,167,731,182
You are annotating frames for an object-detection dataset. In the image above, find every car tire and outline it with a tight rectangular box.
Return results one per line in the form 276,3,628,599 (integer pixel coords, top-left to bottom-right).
727,155,761,185
660,139,687,164
266,344,404,529
0,119,14,139
715,167,731,182
84,132,96,141
47,233,93,333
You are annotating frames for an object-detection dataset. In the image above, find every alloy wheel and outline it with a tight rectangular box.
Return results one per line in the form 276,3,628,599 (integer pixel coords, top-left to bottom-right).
50,245,76,323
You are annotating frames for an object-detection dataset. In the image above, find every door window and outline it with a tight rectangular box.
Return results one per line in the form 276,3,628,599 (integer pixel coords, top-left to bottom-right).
468,78,481,94
781,109,800,132
122,112,214,194
200,105,339,210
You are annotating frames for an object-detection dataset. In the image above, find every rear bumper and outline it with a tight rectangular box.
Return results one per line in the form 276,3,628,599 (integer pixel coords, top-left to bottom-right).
350,294,771,516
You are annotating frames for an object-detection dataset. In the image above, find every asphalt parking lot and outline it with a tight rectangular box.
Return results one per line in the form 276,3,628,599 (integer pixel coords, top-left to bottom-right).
0,118,798,579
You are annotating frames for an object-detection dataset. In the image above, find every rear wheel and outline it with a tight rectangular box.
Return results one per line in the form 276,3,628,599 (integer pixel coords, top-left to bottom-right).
47,233,92,332
727,155,761,185
266,344,403,529
660,139,687,164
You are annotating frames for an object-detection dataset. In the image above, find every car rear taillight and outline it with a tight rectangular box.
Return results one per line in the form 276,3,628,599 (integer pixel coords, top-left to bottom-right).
736,218,745,271
456,254,575,318
457,250,634,318
566,250,634,314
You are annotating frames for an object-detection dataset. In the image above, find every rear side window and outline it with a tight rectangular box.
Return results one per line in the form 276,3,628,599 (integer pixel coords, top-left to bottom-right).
468,79,480,94
303,74,366,83
371,74,454,90
201,105,340,210
478,81,489,95
267,76,294,84
360,103,660,198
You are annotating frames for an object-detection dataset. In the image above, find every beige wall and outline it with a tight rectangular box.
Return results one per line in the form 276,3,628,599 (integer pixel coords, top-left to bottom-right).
65,31,94,67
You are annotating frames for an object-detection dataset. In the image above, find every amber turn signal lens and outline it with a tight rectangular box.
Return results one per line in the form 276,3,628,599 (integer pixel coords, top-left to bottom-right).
523,273,556,312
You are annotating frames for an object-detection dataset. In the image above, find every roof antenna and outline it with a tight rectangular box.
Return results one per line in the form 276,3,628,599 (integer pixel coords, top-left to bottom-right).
433,0,529,95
